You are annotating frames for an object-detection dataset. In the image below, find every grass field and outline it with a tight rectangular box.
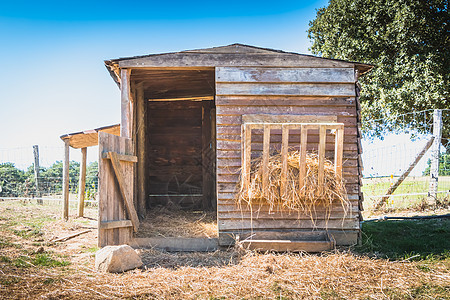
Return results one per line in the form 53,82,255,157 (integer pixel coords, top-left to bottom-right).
0,200,449,299
362,176,450,211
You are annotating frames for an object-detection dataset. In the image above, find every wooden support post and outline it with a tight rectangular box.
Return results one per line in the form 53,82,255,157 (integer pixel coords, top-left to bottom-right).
299,125,308,194
62,140,70,221
318,125,326,194
120,68,131,138
377,137,435,208
262,124,270,197
428,109,442,204
210,107,217,210
202,100,213,210
32,145,42,204
136,83,147,219
242,124,252,195
281,125,289,199
334,126,344,179
77,147,87,217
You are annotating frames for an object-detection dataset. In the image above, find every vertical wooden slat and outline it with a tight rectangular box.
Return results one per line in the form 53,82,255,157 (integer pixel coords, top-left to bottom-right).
281,125,289,199
120,68,131,138
262,124,270,197
136,83,146,220
334,126,344,179
202,101,213,209
210,108,217,210
318,125,326,194
77,147,87,217
299,125,308,194
62,139,70,221
242,124,252,194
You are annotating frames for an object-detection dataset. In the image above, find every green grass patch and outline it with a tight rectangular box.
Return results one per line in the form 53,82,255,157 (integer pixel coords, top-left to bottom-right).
9,253,71,268
357,219,450,260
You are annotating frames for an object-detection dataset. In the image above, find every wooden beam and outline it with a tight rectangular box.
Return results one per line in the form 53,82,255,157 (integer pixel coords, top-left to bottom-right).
32,145,42,204
242,124,252,194
318,125,326,194
108,152,140,232
202,100,213,210
120,68,131,138
62,139,70,221
99,220,133,230
334,126,344,178
281,125,289,199
148,96,214,102
377,137,435,208
243,114,337,124
103,152,138,162
136,83,146,220
77,147,87,217
429,109,443,204
262,124,270,197
299,125,308,194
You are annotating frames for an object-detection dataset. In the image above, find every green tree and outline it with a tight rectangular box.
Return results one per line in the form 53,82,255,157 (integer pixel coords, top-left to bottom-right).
39,161,80,194
85,161,98,199
423,153,450,176
308,0,449,144
0,163,26,197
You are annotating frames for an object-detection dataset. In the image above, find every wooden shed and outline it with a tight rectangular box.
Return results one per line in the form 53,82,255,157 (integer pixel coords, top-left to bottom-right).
99,43,372,249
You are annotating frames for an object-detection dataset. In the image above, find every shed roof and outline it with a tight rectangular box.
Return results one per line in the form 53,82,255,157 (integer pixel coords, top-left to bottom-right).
105,43,373,85
60,124,120,149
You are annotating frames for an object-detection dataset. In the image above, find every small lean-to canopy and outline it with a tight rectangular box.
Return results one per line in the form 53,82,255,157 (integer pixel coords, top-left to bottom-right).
60,124,120,149
104,43,373,86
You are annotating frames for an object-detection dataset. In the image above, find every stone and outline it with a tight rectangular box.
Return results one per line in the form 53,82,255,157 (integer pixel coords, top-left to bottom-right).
95,245,143,273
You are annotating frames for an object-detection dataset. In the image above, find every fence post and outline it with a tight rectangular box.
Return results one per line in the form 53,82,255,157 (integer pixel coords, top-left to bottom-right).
32,145,42,204
62,140,70,220
428,109,442,205
77,147,87,217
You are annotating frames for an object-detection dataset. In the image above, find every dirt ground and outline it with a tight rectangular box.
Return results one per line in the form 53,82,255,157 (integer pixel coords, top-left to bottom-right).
0,200,449,299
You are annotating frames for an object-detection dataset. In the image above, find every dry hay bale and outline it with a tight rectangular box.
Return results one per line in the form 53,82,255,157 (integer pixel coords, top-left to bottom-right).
236,150,350,224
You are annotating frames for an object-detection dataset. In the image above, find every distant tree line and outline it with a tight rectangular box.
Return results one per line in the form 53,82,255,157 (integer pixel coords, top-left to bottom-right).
0,161,98,198
423,153,450,176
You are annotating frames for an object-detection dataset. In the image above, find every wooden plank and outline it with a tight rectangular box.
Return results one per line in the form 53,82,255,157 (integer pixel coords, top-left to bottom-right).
241,240,333,252
120,68,131,138
131,237,218,252
136,83,146,220
216,83,355,97
243,114,337,124
216,67,355,83
262,124,270,196
217,140,358,152
62,139,70,221
318,126,327,195
280,125,289,199
77,147,87,218
242,124,251,194
99,220,133,230
108,152,140,233
334,127,344,178
202,100,213,209
216,96,356,107
218,217,359,231
217,105,356,116
218,115,357,127
119,52,357,68
299,125,307,194
103,152,138,162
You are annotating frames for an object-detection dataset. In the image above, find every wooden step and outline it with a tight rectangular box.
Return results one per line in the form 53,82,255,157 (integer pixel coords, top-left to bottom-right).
239,230,335,252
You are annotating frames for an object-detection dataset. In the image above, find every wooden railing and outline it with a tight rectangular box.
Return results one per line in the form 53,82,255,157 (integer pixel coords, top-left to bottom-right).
241,121,344,197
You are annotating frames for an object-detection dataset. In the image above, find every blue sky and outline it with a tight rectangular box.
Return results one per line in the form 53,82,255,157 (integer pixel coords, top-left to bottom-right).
0,1,326,152
0,0,432,177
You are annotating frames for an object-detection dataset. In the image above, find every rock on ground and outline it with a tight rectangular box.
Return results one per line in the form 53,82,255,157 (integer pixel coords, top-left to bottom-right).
95,245,143,273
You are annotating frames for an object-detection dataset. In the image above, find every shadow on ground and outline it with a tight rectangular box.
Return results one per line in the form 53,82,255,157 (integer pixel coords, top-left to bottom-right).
139,248,242,269
356,218,450,260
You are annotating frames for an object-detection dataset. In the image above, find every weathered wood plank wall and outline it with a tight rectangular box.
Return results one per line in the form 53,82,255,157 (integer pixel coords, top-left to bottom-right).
215,67,360,246
146,100,204,208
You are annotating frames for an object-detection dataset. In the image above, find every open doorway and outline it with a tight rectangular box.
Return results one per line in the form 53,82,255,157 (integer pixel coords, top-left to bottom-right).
133,68,217,239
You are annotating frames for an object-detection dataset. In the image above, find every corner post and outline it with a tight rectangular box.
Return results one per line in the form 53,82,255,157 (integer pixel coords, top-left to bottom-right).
62,139,70,220
120,68,132,138
77,147,87,217
428,109,442,204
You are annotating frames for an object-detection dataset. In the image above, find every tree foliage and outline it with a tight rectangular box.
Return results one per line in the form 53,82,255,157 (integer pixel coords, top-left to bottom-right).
423,153,450,176
0,163,26,197
308,0,449,143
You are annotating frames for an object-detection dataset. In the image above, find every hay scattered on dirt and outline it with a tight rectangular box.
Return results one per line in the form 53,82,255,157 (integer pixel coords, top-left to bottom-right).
236,151,349,220
136,206,217,238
